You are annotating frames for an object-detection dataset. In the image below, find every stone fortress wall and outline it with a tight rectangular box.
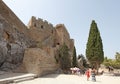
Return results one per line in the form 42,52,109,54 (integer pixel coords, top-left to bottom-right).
27,16,74,51
23,16,74,76
0,0,74,76
27,16,54,47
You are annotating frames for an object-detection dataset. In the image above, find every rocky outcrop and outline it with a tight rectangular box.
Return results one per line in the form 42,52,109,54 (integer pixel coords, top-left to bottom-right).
0,0,34,71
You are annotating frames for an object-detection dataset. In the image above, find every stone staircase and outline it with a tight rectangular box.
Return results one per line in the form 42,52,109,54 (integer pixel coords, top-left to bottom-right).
0,72,37,84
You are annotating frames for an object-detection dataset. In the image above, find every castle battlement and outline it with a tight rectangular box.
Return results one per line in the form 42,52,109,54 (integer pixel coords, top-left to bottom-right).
27,16,53,29
56,24,65,28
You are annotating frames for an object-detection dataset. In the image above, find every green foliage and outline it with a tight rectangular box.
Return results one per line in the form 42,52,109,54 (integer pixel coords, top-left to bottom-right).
103,53,120,69
72,47,78,67
86,20,104,69
104,57,108,62
103,59,120,69
103,57,113,67
58,43,71,70
115,52,120,62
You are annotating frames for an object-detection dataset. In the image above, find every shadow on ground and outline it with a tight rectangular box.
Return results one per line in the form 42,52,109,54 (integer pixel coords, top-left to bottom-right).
41,74,60,78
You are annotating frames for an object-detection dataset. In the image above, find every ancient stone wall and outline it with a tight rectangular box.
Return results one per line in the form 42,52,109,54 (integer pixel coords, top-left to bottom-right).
0,0,74,76
27,16,55,48
55,24,74,52
27,17,74,50
23,48,59,76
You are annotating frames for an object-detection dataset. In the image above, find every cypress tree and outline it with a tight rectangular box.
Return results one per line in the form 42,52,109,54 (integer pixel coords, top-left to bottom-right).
86,20,104,70
72,46,77,67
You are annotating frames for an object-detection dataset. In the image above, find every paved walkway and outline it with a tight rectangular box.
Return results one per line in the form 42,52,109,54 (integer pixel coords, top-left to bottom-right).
17,74,120,84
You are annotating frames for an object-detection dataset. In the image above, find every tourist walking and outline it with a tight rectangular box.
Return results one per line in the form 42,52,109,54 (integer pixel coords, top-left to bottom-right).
91,68,96,82
85,69,90,81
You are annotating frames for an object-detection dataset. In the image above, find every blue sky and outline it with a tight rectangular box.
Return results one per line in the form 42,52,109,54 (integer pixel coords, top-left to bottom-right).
3,0,120,59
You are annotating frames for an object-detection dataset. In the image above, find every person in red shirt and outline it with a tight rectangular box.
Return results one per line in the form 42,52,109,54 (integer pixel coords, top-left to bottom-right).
85,69,90,81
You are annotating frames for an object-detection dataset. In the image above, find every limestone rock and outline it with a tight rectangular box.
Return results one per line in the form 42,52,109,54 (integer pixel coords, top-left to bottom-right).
0,0,34,71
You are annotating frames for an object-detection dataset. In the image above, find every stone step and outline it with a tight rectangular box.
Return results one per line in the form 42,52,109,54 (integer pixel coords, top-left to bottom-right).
12,76,35,83
0,73,37,84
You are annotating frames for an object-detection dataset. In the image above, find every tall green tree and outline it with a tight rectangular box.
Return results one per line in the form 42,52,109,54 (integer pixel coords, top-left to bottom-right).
59,43,71,70
86,20,104,70
115,52,120,62
72,46,77,67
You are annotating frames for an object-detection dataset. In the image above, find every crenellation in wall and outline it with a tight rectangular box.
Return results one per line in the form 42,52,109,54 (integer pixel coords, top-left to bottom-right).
28,16,53,30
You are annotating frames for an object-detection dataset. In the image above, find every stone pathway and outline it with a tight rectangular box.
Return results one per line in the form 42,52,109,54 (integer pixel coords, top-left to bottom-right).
0,72,120,84
17,74,120,84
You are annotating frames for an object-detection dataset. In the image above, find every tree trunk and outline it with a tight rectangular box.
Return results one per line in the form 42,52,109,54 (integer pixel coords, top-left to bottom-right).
96,62,99,75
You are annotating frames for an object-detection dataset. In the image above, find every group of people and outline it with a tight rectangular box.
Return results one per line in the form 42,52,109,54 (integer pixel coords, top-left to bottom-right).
85,68,96,82
70,67,85,75
70,67,81,75
70,67,97,82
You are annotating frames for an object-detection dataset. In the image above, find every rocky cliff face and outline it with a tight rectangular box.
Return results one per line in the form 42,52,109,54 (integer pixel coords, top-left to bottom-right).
0,0,34,71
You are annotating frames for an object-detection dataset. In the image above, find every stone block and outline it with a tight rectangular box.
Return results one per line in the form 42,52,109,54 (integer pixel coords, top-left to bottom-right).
23,48,59,76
